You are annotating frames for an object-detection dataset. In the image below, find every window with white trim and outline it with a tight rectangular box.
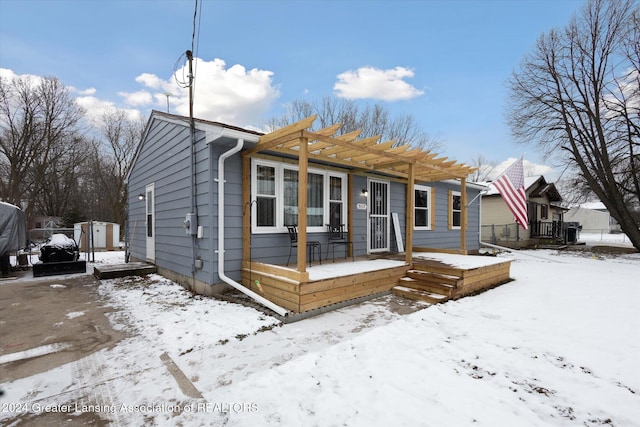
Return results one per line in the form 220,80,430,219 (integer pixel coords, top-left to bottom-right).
450,190,461,229
414,185,431,230
256,164,276,228
251,159,348,233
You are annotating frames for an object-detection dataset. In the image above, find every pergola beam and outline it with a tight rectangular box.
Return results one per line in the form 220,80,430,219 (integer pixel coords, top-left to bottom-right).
245,116,476,181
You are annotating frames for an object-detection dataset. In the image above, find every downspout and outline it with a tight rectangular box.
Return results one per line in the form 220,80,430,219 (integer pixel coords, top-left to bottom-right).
217,139,289,317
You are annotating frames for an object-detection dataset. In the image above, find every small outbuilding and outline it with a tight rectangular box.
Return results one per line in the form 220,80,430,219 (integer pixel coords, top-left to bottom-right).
74,221,121,251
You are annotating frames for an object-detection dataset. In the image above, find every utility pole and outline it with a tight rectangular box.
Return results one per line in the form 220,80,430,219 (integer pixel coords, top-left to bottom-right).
186,50,194,121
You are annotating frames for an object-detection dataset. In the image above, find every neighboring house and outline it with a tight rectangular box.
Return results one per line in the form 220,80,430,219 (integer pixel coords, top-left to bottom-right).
27,215,65,244
480,175,566,248
565,202,620,233
126,111,483,314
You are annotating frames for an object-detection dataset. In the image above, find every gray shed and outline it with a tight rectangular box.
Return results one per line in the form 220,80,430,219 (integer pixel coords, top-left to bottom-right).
1,202,27,275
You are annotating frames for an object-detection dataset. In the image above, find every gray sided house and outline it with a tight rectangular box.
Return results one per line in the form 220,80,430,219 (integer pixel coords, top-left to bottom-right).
127,111,481,314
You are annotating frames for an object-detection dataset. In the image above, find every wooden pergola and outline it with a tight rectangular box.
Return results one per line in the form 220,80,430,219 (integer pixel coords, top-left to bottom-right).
241,115,476,273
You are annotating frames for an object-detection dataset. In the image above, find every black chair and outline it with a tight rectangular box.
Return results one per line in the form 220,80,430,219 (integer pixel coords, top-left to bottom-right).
287,226,322,265
326,224,354,262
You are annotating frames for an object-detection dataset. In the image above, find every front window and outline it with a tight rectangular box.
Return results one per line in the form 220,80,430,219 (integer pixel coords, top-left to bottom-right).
329,176,343,226
450,191,461,229
252,159,347,233
414,185,431,230
541,204,549,220
256,165,276,227
283,170,324,227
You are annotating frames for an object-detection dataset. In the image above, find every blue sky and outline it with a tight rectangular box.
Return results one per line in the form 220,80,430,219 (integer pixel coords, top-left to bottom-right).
0,0,585,179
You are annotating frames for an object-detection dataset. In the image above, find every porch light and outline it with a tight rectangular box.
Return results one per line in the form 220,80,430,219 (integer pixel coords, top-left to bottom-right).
361,189,368,197
138,193,145,201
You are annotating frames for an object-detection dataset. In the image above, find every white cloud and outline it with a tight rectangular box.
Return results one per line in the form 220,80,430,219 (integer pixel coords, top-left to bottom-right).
334,66,425,101
2,57,280,130
118,90,153,106
71,87,96,96
489,157,556,181
75,95,143,125
135,73,165,89
132,57,280,127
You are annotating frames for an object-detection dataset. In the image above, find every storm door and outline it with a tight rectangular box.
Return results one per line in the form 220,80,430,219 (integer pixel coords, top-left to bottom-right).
368,179,389,253
145,183,155,261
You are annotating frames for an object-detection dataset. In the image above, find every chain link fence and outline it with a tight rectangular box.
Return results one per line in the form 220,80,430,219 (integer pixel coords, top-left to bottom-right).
481,223,525,248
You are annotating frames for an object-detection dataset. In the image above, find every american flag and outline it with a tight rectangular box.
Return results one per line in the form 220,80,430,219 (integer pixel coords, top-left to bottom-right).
492,158,528,230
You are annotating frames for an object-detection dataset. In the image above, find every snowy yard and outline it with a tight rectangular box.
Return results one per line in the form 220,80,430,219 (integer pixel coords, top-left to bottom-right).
1,243,639,426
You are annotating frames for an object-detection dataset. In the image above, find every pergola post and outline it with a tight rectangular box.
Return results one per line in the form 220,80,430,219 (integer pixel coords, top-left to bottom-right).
460,177,467,254
297,135,308,273
405,163,415,264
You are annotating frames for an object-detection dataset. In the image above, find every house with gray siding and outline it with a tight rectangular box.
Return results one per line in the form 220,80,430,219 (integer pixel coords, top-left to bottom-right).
127,111,483,315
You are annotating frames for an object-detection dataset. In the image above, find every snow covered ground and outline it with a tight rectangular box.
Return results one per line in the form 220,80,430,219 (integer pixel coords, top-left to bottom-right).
2,245,639,426
579,231,634,246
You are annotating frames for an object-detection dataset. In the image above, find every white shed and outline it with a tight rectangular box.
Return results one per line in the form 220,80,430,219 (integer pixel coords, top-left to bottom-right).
564,202,611,233
74,221,121,251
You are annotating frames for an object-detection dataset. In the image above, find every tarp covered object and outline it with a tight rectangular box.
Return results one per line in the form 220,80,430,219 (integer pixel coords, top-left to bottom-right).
39,234,79,262
0,201,27,256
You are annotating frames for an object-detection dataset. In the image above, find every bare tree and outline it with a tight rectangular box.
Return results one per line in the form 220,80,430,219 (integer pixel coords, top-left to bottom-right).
468,155,499,182
0,75,85,220
92,108,144,231
507,0,640,250
265,96,441,152
35,135,92,217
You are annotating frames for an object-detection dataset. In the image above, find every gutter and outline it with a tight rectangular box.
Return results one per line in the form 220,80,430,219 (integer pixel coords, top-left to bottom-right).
215,138,289,317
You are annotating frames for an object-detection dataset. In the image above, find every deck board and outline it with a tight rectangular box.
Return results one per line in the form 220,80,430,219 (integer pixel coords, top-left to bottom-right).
93,262,157,280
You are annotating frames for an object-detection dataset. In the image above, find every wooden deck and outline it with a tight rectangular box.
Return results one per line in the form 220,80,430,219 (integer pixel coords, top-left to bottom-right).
242,252,513,313
242,259,409,313
393,252,512,304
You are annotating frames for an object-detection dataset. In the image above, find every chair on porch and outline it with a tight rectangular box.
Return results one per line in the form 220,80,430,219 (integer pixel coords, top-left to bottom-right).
326,224,354,262
287,226,322,266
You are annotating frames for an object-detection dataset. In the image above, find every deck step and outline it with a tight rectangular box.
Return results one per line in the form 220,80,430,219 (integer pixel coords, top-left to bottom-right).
406,269,461,286
398,277,455,296
93,262,157,279
392,285,450,304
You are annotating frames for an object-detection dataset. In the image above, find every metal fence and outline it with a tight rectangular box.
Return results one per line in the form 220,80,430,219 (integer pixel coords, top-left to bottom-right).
28,228,75,246
481,223,523,247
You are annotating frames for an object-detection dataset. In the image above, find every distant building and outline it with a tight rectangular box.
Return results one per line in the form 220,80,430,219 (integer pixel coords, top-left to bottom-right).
565,202,620,233
479,176,566,248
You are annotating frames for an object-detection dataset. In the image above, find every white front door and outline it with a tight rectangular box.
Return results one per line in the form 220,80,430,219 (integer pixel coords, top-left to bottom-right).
145,183,155,261
368,179,389,253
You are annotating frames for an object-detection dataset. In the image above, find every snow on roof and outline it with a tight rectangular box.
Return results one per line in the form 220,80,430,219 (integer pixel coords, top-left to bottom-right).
580,201,606,210
483,176,542,196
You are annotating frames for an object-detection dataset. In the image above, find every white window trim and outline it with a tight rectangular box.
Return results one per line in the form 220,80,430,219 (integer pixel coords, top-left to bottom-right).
414,184,432,230
451,190,461,230
251,159,348,234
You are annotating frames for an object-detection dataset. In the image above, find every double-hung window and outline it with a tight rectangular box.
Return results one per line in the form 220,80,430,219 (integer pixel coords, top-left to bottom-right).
252,159,347,233
449,190,461,229
256,165,276,228
414,185,432,230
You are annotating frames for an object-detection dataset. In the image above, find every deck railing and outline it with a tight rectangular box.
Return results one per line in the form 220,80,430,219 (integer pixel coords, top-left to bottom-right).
529,220,562,238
